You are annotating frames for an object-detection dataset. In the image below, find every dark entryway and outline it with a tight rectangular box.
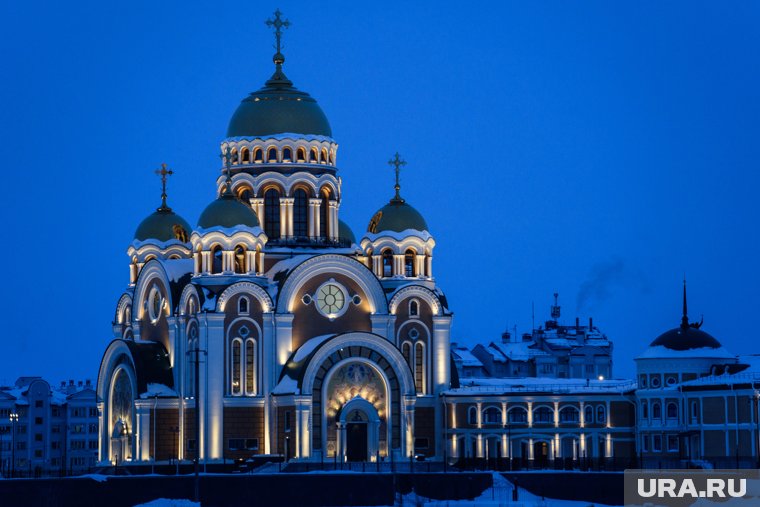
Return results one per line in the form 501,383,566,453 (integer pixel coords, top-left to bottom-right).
534,441,549,467
346,422,368,462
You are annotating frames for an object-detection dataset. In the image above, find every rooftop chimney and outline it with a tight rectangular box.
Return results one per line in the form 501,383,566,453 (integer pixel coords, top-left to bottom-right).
589,317,593,330
501,331,511,344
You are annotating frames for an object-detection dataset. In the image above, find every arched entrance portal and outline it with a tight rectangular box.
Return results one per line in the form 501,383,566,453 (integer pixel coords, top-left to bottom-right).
338,397,381,462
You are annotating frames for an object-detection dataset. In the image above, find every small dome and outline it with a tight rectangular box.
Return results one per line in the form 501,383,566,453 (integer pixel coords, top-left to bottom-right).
227,70,332,139
649,326,722,351
135,208,191,243
338,219,356,245
367,199,428,234
197,193,260,229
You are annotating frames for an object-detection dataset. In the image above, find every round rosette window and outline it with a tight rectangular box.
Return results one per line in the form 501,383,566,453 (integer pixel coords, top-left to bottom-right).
315,280,348,320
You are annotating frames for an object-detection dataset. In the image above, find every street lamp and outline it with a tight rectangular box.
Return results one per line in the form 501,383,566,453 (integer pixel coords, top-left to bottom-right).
10,411,18,479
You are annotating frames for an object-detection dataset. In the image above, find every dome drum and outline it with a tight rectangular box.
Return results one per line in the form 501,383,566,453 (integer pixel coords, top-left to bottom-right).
221,138,337,170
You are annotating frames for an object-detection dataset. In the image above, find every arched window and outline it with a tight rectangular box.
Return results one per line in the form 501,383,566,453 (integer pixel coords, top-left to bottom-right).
186,325,198,397
667,402,678,419
240,147,250,163
321,148,328,164
404,249,416,277
296,147,306,162
409,300,419,317
468,406,477,425
652,402,661,419
125,305,132,324
401,341,412,370
382,249,393,277
230,148,238,165
282,147,293,162
508,407,527,423
211,245,223,274
253,147,263,163
320,189,330,238
691,401,698,419
264,188,281,239
584,405,593,424
293,188,308,238
238,297,249,315
234,245,246,274
642,400,648,419
267,147,278,162
238,187,253,203
534,406,553,424
310,147,318,163
596,405,606,424
415,342,425,393
231,339,242,395
559,406,579,423
245,339,256,396
483,407,501,425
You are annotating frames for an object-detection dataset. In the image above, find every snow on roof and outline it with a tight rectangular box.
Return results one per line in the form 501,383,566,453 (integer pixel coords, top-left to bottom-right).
272,375,299,395
362,229,433,243
160,258,194,283
226,133,334,143
201,287,217,311
490,342,549,362
679,355,760,388
140,383,177,399
585,339,611,347
452,347,483,367
637,345,736,360
265,255,314,281
293,334,335,362
446,376,636,395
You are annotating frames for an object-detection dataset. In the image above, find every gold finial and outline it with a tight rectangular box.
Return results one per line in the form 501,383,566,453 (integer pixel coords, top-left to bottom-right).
266,9,291,66
388,152,407,202
154,163,174,210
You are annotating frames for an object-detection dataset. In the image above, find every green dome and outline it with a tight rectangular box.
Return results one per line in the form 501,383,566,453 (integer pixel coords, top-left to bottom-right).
227,69,332,138
367,199,429,234
197,193,260,229
135,208,191,243
338,219,356,244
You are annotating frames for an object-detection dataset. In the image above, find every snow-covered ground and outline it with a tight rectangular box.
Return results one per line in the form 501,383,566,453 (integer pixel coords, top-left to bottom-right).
131,473,620,507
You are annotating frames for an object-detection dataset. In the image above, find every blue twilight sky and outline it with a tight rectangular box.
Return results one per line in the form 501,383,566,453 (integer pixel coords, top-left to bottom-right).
1,1,759,384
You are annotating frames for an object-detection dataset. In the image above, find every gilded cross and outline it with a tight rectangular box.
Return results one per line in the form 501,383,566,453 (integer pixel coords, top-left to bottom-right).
154,163,173,209
388,152,407,201
266,9,291,57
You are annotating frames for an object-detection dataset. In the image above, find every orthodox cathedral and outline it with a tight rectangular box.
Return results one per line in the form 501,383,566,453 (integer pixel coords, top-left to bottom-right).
96,11,760,471
97,11,450,465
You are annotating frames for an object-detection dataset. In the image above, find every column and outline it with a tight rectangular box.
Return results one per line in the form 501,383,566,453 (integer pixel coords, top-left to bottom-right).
554,402,559,428
328,200,339,240
415,255,425,278
308,198,320,238
245,251,256,275
501,402,508,457
193,252,200,275
580,401,585,428
476,402,483,458
257,251,266,275
250,197,264,228
393,255,404,277
262,312,275,454
527,402,533,427
372,256,381,277
295,395,312,459
274,314,295,368
205,313,225,460
403,395,416,458
223,251,234,274
426,256,433,278
97,402,106,462
136,402,151,461
432,315,452,459
201,252,211,274
336,422,346,461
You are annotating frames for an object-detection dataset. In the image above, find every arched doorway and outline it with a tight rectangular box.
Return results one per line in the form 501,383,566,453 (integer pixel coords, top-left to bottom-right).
533,441,549,468
338,396,381,462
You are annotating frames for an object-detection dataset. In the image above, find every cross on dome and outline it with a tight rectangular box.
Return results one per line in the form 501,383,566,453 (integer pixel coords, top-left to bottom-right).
388,152,407,202
266,9,291,66
154,163,174,210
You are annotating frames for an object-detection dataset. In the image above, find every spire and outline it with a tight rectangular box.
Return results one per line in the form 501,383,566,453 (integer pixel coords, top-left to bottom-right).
388,152,407,203
681,277,689,329
154,163,174,211
265,9,292,85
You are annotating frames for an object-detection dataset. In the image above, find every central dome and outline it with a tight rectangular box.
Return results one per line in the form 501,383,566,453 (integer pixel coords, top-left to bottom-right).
227,69,332,139
649,326,722,351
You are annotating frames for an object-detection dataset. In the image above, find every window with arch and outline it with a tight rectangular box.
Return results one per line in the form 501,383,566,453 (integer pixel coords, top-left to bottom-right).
382,249,393,277
409,299,419,318
321,148,328,164
124,305,132,324
211,245,223,274
467,406,477,425
267,147,278,162
483,406,501,425
642,400,649,419
414,342,425,393
596,405,606,424
234,245,246,274
310,147,318,163
264,188,281,239
559,406,579,423
295,147,306,162
401,341,412,369
584,405,593,424
231,339,242,395
691,401,698,419
245,338,256,395
320,188,330,238
240,147,250,163
238,187,253,203
293,188,309,238
186,325,198,397
238,296,249,315
652,402,661,419
508,407,527,424
404,249,416,277
666,402,678,419
253,147,263,163
282,146,293,162
534,406,553,424
230,148,238,164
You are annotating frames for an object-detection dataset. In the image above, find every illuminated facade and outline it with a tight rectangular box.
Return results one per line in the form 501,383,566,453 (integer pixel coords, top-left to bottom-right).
96,12,451,466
